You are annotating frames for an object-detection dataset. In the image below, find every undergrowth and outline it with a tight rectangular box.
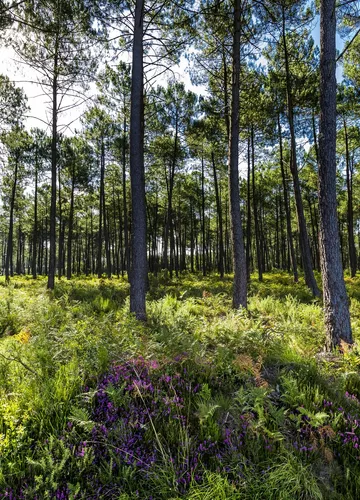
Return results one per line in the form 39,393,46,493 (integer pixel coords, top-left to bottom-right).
0,272,359,498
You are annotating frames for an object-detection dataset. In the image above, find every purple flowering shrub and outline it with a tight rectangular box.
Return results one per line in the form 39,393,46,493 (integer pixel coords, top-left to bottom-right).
4,357,360,499
74,356,254,497
0,356,257,498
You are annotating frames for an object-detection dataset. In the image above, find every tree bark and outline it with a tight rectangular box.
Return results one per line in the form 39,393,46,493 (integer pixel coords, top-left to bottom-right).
47,40,59,290
122,110,130,275
212,151,224,278
201,153,206,276
67,162,75,280
129,0,147,320
163,110,178,276
32,156,38,279
278,114,298,282
58,162,65,278
312,111,319,164
5,154,19,282
344,119,357,277
318,0,352,348
229,0,247,308
246,135,252,279
222,45,230,143
97,153,103,278
282,8,319,296
102,143,111,278
251,126,262,281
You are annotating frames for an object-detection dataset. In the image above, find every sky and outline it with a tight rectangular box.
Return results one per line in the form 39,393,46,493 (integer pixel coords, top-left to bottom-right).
1,41,199,136
0,15,348,137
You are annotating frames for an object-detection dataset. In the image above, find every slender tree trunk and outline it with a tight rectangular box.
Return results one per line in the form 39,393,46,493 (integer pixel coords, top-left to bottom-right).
308,196,320,271
212,151,224,278
47,42,59,290
32,159,38,279
279,193,286,269
112,184,119,277
117,192,124,276
5,154,19,282
182,223,186,271
318,0,352,348
163,111,178,276
85,217,90,276
1,237,5,275
190,200,195,273
67,165,75,279
229,0,247,308
58,163,63,278
278,113,298,281
16,226,21,275
344,119,357,277
222,45,230,143
201,153,206,276
312,111,319,164
102,143,111,278
246,135,252,279
122,111,130,275
90,208,95,274
282,8,319,296
152,193,159,274
251,126,262,281
275,193,280,267
97,151,104,278
39,218,43,274
129,0,147,320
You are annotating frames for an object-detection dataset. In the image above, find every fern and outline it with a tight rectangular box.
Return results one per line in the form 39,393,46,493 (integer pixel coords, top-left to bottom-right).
69,406,95,431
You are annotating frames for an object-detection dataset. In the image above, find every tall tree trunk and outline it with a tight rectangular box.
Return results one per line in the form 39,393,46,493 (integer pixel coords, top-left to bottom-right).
16,225,21,274
67,163,75,280
129,0,147,320
278,113,298,281
112,184,119,277
58,162,64,278
318,0,352,348
229,0,247,308
312,111,319,164
47,41,59,290
246,135,252,279
344,119,357,277
39,218,43,274
275,193,280,267
282,8,319,296
118,192,124,275
251,126,262,281
201,153,206,276
190,200,195,273
102,142,111,278
122,110,130,275
279,193,286,269
152,193,159,274
85,217,90,276
163,110,178,275
32,158,38,279
97,153,103,278
222,45,230,143
307,196,320,270
90,208,95,274
212,151,224,278
5,154,19,282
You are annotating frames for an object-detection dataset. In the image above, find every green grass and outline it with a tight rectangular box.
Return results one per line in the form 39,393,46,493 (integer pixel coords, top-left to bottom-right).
0,271,360,498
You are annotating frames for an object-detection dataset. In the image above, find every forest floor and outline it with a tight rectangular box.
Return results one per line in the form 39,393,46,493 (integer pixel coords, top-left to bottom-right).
1,272,360,499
